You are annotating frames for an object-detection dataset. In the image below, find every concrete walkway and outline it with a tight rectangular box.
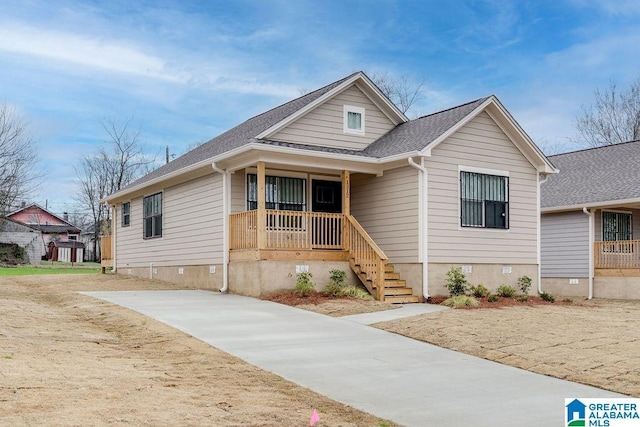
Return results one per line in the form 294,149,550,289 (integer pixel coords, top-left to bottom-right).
83,290,621,426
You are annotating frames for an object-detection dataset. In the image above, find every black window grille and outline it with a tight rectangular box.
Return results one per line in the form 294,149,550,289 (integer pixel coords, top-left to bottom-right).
460,171,508,229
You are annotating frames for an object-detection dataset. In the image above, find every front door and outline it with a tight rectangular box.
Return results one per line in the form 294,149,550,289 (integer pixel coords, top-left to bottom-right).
311,180,342,213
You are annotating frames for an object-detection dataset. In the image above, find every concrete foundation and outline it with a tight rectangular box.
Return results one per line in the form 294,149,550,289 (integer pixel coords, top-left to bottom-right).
229,260,358,297
119,265,223,291
542,276,640,299
428,263,539,296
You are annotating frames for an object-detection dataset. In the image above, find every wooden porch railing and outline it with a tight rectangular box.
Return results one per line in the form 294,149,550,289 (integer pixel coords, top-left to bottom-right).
229,210,343,250
345,214,388,301
229,210,390,301
595,240,640,269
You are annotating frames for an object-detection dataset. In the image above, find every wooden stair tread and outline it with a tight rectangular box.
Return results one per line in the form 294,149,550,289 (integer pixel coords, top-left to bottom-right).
384,295,421,304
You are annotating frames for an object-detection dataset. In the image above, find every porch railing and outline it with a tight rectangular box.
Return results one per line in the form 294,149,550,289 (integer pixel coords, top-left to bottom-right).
346,214,388,301
229,210,343,250
594,240,640,269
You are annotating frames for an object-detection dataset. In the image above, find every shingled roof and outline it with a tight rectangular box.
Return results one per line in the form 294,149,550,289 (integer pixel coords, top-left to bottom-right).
541,140,640,209
109,71,551,202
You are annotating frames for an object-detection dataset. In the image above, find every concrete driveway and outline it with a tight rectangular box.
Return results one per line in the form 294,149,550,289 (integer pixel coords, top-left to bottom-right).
83,290,621,426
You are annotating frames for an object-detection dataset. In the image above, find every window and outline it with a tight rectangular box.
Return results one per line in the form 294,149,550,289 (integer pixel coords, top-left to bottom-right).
122,202,130,227
68,235,77,241
343,105,365,135
247,174,306,211
460,171,508,229
143,193,162,238
603,211,632,242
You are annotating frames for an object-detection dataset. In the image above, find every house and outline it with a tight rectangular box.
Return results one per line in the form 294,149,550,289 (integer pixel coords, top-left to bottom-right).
566,399,586,423
541,140,640,299
0,217,42,264
101,71,556,302
7,204,82,260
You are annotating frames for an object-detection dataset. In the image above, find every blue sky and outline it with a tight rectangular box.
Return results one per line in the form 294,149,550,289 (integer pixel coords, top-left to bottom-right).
1,0,640,215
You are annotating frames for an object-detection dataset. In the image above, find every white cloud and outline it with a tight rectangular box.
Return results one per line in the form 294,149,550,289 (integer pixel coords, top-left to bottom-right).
0,23,189,83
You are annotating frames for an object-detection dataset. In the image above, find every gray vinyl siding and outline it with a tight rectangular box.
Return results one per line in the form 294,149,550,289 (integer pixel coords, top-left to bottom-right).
116,173,223,267
271,85,396,150
426,111,539,264
541,211,589,277
350,166,419,263
594,208,640,242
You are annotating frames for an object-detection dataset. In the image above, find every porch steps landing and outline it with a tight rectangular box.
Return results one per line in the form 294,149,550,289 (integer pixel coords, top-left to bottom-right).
350,261,420,304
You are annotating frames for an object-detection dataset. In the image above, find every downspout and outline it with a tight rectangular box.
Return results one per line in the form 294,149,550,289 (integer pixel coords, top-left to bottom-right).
111,204,117,273
212,163,229,293
537,174,548,294
582,207,594,300
407,156,429,301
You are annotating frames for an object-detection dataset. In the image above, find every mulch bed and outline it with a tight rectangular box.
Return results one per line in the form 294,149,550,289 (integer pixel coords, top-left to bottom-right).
427,295,582,309
266,290,584,310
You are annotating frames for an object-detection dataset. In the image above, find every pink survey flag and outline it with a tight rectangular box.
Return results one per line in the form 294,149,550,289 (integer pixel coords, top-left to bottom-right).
310,409,320,426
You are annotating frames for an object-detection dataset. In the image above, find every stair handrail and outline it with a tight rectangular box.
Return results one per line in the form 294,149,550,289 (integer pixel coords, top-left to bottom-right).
345,214,388,301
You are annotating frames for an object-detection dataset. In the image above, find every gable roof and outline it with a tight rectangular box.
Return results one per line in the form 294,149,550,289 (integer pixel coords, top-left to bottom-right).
105,72,555,203
541,140,640,211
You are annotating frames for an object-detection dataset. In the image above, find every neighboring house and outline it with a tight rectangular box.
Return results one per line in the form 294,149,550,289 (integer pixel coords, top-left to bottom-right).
541,140,640,299
7,204,82,260
102,71,556,302
0,217,42,264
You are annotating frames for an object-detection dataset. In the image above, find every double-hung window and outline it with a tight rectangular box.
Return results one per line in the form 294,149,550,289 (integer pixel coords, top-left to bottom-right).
247,174,306,211
143,193,162,238
121,202,130,227
460,171,509,229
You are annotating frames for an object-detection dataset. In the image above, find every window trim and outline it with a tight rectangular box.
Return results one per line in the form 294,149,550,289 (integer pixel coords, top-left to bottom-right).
343,105,365,135
143,192,163,239
121,201,131,227
459,167,509,230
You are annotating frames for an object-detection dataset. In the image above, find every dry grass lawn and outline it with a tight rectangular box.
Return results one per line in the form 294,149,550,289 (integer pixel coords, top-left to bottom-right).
0,274,397,426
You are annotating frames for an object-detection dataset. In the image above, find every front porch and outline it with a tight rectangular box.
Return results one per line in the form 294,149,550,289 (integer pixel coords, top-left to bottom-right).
595,240,640,276
229,209,418,302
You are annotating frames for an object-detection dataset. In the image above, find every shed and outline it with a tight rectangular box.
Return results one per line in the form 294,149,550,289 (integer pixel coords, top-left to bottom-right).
47,241,85,263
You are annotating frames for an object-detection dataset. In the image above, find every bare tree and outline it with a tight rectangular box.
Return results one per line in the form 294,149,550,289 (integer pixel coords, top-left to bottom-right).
0,103,38,214
75,116,155,261
575,77,640,147
368,71,426,116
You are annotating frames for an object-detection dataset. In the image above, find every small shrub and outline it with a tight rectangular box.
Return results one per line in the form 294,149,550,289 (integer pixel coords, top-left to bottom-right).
340,285,373,300
517,275,532,295
496,284,517,298
539,291,556,303
294,272,315,297
445,267,469,296
562,298,574,303
442,295,479,308
517,295,529,302
324,280,344,297
470,284,490,298
487,294,499,302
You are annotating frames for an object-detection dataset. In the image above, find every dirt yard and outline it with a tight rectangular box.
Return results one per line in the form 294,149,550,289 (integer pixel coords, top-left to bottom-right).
0,274,397,426
377,299,640,397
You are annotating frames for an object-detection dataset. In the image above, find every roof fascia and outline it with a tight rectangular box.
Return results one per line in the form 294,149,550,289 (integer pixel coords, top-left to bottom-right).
541,197,640,213
256,72,407,140
101,158,214,204
420,96,558,174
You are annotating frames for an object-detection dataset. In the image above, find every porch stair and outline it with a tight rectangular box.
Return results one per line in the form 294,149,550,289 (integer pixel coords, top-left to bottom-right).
350,261,419,303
